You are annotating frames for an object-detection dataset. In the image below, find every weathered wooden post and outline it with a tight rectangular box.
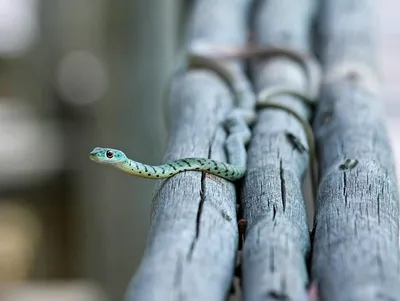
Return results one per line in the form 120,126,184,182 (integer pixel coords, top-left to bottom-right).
241,0,318,300
124,0,251,300
311,0,400,300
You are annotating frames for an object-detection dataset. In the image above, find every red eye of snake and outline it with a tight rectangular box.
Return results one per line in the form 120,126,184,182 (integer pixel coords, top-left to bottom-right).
106,150,114,158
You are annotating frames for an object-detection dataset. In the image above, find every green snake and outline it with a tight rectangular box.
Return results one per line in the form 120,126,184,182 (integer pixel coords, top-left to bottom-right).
89,147,246,181
89,46,320,184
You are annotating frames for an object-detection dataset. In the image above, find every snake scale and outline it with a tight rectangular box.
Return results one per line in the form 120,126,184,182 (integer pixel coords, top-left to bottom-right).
89,45,321,190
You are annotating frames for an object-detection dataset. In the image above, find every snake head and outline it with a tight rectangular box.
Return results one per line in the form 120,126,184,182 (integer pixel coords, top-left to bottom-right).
89,147,127,165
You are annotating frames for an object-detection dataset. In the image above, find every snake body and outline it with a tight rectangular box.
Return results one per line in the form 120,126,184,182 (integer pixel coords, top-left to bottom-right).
89,147,245,181
89,53,252,181
90,45,321,184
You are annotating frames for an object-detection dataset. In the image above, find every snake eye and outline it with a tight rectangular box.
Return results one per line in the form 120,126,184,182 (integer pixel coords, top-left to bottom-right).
106,150,114,158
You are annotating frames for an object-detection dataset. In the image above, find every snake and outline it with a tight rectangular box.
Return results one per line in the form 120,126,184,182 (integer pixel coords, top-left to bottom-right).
89,45,321,184
89,147,246,181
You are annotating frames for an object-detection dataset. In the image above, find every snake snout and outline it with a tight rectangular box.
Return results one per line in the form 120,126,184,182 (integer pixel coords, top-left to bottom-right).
89,153,98,161
89,147,103,161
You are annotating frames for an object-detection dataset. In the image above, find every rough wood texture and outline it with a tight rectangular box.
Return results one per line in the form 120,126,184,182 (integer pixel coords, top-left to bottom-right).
241,0,317,300
124,1,251,300
311,0,400,300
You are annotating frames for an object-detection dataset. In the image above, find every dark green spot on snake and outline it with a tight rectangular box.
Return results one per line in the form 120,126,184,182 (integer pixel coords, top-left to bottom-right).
182,159,191,167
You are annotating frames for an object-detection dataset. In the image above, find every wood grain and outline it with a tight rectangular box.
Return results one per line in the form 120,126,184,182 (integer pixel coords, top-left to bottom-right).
124,1,251,300
311,0,400,300
240,0,318,300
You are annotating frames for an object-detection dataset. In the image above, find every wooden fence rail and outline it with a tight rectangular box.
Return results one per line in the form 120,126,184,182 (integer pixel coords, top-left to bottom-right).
311,0,400,300
241,0,318,300
124,0,251,300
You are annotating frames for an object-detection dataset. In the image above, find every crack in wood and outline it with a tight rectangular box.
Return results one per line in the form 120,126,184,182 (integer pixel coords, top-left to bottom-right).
280,159,287,212
343,172,348,207
187,128,217,260
286,132,307,153
187,168,206,261
266,290,290,301
377,193,381,225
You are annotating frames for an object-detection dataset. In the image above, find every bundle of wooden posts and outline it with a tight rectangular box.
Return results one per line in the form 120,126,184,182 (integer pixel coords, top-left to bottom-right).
125,1,400,300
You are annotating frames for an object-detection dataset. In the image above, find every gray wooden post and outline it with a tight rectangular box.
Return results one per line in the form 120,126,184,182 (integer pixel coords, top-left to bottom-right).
241,0,317,300
124,1,251,300
311,0,400,300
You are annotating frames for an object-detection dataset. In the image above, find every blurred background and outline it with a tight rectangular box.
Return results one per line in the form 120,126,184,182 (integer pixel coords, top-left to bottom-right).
0,1,398,301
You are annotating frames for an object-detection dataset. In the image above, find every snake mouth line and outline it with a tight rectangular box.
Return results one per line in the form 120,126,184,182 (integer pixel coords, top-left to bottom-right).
89,154,100,162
